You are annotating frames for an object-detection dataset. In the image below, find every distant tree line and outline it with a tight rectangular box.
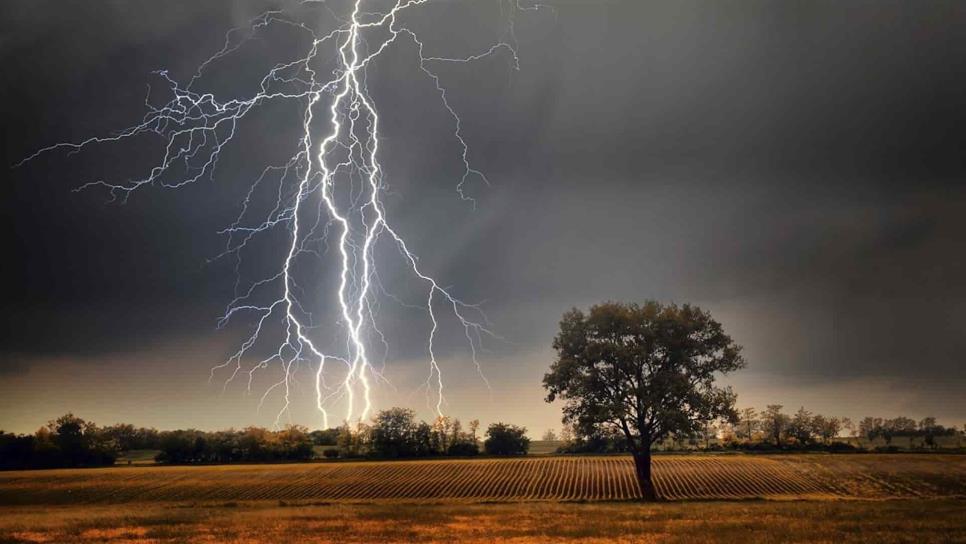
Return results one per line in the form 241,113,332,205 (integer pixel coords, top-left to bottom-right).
331,407,530,458
0,415,318,469
1,408,532,470
551,405,963,454
0,414,117,469
736,406,959,451
153,426,315,463
737,405,855,450
10,405,954,471
856,416,958,449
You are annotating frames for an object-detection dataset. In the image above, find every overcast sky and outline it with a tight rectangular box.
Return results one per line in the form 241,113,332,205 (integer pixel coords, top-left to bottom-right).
2,0,965,434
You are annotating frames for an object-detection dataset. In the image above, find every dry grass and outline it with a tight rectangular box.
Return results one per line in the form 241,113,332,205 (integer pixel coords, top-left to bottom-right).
1,454,963,505
2,455,963,543
0,499,963,543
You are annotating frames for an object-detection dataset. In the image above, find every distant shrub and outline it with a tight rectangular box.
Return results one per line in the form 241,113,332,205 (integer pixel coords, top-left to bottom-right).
736,441,778,452
322,448,340,459
370,408,422,458
310,429,340,446
826,442,858,453
447,441,479,456
555,427,628,454
484,423,530,455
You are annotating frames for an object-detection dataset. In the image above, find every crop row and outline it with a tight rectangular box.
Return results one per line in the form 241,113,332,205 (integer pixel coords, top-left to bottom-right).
1,454,963,505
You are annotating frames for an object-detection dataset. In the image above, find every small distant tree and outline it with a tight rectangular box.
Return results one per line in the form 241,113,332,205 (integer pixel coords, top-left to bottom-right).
237,427,273,461
370,408,419,458
276,425,314,460
336,422,370,458
468,420,480,443
887,416,917,436
812,415,841,444
859,417,883,442
761,405,790,447
448,419,464,448
542,429,558,442
48,413,88,466
720,421,738,443
446,419,480,456
206,430,238,463
878,417,916,446
309,428,340,446
559,424,574,446
446,438,479,456
789,407,815,445
919,417,941,449
698,421,719,449
544,301,744,500
841,417,855,438
102,423,137,452
101,423,159,452
430,416,455,454
484,423,530,455
561,425,628,454
0,432,36,469
42,413,117,467
736,407,759,441
157,429,205,464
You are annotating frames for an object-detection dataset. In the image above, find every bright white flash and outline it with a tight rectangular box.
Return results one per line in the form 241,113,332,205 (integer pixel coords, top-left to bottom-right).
19,1,547,428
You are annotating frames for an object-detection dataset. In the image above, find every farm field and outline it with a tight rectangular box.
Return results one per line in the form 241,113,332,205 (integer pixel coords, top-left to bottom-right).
527,440,565,454
1,454,964,505
1,498,964,543
113,450,159,466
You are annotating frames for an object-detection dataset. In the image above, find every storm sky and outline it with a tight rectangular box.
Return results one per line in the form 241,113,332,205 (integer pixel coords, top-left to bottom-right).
2,0,965,434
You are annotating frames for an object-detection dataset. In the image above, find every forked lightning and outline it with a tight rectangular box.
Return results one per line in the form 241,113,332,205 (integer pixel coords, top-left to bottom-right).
19,1,547,428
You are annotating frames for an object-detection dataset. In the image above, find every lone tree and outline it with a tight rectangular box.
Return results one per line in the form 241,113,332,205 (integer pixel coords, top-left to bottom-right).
543,301,744,500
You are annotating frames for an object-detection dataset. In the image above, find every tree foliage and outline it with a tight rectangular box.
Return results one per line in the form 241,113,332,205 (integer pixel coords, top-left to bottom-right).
0,413,116,469
155,425,314,464
761,405,790,446
859,416,956,447
789,407,815,444
544,301,744,499
484,423,530,455
340,408,481,459
736,407,759,440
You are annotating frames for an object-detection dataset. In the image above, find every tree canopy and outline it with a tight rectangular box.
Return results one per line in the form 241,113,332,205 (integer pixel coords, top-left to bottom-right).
484,423,530,455
544,301,744,499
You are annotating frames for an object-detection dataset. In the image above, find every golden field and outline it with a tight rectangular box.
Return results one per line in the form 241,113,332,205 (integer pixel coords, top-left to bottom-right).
1,454,964,543
1,454,963,504
1,498,964,543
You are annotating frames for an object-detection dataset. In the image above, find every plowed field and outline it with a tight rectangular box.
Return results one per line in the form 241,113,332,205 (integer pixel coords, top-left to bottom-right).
1,454,963,505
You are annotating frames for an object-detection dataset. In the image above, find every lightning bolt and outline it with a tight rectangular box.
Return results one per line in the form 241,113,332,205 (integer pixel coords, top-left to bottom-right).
17,0,548,428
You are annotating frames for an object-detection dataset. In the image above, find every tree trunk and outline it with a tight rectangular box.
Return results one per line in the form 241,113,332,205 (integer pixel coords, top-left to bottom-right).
632,450,657,501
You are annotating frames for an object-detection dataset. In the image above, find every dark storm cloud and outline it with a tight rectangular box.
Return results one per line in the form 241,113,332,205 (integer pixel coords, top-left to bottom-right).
2,0,965,424
0,354,30,378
